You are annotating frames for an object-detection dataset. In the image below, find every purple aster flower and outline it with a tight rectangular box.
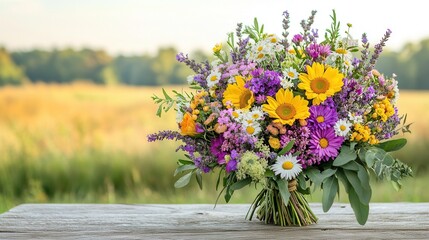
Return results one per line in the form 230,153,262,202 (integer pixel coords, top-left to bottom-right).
307,105,338,130
310,128,344,161
210,135,227,164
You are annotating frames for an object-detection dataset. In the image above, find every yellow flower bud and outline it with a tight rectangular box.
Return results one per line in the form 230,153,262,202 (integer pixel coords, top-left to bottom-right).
213,43,222,53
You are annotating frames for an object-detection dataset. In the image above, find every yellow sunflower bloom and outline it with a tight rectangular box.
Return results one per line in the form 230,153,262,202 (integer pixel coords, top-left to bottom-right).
222,76,254,109
298,62,344,105
262,89,310,125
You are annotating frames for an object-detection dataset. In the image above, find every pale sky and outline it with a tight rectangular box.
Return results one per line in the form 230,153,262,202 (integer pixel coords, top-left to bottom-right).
0,0,427,56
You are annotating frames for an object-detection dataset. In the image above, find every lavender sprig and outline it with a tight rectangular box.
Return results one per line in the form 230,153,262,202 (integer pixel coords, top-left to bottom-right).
301,10,317,41
365,29,392,75
176,53,206,74
280,11,291,50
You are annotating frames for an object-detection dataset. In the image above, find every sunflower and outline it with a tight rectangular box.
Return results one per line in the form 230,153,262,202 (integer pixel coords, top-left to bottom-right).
262,88,310,125
222,76,254,109
298,62,344,105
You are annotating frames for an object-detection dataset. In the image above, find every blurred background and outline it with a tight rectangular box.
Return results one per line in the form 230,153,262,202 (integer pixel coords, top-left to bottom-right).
1,0,428,213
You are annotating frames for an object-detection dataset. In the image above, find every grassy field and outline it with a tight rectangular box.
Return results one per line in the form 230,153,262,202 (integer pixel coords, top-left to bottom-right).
1,83,428,213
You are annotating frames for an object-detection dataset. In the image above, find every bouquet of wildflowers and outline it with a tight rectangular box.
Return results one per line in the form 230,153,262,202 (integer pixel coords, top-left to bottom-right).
148,10,412,226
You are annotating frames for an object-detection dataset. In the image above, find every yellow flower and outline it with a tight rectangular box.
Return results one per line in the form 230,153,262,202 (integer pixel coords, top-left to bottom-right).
222,76,255,110
262,88,310,125
268,136,281,150
298,62,344,105
180,112,198,136
213,43,222,53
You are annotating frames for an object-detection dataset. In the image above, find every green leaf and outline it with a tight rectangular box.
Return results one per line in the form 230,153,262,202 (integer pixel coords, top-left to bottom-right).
341,161,359,171
174,171,193,188
333,146,357,166
357,164,371,191
376,138,407,152
276,179,291,206
305,167,323,188
264,169,275,177
230,178,252,191
278,140,295,156
174,164,196,177
195,171,203,190
348,186,369,225
305,168,336,189
382,154,395,166
344,169,370,204
322,176,338,212
156,104,163,117
162,88,172,101
224,186,234,203
297,174,307,191
178,159,194,165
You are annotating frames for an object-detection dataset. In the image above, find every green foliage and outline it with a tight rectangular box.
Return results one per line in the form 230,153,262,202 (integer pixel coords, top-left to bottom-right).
0,47,26,85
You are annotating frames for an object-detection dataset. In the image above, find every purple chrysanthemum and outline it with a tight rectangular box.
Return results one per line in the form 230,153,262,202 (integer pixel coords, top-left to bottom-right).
310,128,344,161
306,43,331,60
307,105,338,130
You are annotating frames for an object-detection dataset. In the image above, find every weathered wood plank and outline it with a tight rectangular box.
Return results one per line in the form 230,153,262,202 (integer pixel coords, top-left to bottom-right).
0,203,428,239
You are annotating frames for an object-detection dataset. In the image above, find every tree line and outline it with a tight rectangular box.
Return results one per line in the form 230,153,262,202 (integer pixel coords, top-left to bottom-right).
1,38,429,89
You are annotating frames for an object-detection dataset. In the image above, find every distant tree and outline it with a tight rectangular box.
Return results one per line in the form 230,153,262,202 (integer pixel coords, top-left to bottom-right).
12,48,113,84
113,56,157,85
0,47,26,86
152,47,185,85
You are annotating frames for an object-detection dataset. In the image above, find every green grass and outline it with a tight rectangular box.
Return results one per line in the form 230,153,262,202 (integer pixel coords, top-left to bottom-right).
1,143,428,213
1,84,428,214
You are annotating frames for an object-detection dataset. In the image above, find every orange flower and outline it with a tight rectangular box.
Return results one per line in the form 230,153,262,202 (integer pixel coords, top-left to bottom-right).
180,112,198,136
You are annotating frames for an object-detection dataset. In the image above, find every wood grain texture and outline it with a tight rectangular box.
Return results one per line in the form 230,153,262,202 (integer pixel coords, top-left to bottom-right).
0,203,428,239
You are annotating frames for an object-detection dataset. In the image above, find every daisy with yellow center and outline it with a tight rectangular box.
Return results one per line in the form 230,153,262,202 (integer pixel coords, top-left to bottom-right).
262,88,310,126
271,154,302,180
222,76,255,110
298,62,344,105
334,119,352,137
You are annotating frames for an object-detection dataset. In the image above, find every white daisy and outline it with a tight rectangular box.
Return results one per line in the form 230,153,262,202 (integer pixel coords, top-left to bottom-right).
334,119,352,137
243,121,262,136
231,109,245,121
281,78,294,89
206,70,222,88
271,154,302,180
283,67,299,80
246,107,265,121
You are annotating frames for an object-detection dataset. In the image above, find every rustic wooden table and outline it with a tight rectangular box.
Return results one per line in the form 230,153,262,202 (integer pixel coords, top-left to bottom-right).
0,203,428,239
